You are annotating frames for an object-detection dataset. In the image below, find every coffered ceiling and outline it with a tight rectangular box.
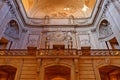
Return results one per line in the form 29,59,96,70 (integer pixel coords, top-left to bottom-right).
22,0,96,18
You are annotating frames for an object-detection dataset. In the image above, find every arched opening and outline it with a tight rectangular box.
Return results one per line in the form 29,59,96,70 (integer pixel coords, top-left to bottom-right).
44,65,70,80
99,65,120,80
4,20,19,39
99,19,113,39
51,77,66,80
0,65,17,80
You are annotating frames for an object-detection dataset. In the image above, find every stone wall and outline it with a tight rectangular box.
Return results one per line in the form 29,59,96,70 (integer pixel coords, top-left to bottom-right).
0,0,120,50
0,56,120,80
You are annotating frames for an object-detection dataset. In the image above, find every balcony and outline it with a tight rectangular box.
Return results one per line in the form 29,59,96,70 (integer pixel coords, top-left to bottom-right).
0,49,120,57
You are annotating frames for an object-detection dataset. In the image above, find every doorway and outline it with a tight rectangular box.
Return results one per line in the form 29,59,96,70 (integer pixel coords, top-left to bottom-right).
0,65,17,80
44,65,70,80
99,65,120,80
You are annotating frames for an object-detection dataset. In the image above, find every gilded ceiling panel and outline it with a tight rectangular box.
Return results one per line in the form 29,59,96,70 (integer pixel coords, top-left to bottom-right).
22,0,96,18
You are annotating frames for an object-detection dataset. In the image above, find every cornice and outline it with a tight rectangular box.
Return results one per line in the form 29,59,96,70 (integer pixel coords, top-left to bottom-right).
6,0,104,28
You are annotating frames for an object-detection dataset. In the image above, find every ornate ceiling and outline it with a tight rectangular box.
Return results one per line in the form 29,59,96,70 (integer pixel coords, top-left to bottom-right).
22,0,96,18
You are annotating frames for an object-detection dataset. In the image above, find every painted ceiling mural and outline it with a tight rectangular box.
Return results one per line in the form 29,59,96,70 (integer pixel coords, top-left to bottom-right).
22,0,96,18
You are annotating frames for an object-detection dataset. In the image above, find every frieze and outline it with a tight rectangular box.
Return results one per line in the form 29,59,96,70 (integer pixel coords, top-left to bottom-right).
45,31,73,42
27,34,40,47
46,31,66,42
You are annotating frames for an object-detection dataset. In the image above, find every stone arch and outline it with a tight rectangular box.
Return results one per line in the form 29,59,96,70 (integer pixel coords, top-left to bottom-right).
98,19,113,39
99,65,120,80
0,65,17,80
40,63,75,80
44,31,73,49
43,63,72,71
44,65,70,80
94,59,120,80
4,20,19,39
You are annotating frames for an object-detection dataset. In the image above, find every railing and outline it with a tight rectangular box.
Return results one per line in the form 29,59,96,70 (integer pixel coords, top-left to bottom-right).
90,50,120,56
37,49,77,56
0,49,120,56
0,49,28,56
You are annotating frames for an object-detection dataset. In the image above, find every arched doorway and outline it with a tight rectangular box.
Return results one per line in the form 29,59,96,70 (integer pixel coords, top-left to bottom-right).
51,77,66,80
0,65,17,80
99,65,120,80
44,65,70,80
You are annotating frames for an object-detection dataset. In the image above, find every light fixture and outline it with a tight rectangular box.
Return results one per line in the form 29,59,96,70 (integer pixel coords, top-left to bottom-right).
82,4,89,12
64,8,70,11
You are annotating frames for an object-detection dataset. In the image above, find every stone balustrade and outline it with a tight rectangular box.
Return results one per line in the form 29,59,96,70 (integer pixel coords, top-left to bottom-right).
0,49,120,56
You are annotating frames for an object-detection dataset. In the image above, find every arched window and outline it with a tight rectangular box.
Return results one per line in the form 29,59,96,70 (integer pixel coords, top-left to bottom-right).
0,65,17,80
4,20,19,39
99,19,120,49
99,65,120,80
44,65,70,80
99,20,113,39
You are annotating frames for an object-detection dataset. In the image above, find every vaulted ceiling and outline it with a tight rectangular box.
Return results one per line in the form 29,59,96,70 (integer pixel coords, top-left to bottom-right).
22,0,96,18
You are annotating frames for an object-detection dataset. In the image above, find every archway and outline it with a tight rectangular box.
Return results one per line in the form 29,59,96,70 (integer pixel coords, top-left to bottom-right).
4,20,19,39
99,19,113,39
99,65,120,80
0,65,17,80
44,65,70,80
51,77,66,80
